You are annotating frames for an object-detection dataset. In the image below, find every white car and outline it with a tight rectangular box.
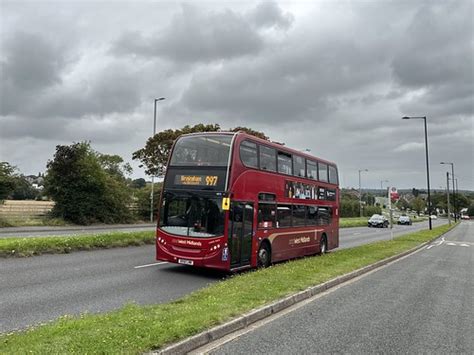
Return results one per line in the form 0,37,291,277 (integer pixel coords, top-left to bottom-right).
430,215,438,220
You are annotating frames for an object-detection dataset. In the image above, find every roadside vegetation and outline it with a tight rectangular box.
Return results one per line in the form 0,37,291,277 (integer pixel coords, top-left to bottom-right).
0,223,455,354
0,231,155,257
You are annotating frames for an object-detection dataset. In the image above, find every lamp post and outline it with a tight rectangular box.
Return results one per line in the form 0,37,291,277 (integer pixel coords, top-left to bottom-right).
150,97,166,223
380,180,388,190
445,172,451,225
440,162,456,222
402,116,432,230
359,169,368,217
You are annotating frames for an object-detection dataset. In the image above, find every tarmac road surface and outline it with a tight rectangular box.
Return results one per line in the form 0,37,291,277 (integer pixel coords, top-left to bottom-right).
0,219,447,333
201,221,473,354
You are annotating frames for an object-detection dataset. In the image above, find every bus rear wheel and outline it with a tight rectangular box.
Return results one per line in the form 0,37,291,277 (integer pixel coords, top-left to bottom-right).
257,242,271,268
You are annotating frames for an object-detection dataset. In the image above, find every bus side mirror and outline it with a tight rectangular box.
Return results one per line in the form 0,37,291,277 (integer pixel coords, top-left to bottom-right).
222,197,230,211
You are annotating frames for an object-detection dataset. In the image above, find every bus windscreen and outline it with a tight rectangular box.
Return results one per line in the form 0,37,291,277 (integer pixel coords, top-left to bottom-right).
159,192,225,237
170,135,232,167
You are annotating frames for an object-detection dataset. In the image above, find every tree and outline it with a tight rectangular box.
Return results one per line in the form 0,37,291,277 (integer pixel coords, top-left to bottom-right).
0,162,17,202
132,123,268,177
130,178,146,189
44,142,133,225
410,197,426,215
11,177,39,200
467,204,474,217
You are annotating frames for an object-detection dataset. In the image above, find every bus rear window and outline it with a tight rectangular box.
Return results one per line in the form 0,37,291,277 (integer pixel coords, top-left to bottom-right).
170,135,232,167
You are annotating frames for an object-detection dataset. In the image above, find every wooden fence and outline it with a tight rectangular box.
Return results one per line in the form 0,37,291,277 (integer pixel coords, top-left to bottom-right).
0,200,55,219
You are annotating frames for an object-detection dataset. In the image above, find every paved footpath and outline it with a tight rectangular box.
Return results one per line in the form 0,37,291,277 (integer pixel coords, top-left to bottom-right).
200,221,473,354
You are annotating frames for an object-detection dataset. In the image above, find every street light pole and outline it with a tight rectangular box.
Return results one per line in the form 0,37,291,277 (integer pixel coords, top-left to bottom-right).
440,162,456,222
150,97,166,223
402,116,432,230
446,172,451,225
359,169,368,217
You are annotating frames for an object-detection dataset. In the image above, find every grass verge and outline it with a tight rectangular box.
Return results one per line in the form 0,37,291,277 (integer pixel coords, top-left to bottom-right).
339,217,367,228
0,231,155,257
0,223,455,354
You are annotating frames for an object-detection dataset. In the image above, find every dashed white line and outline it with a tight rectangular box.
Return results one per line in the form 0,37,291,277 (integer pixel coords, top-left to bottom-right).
447,242,456,246
134,261,168,269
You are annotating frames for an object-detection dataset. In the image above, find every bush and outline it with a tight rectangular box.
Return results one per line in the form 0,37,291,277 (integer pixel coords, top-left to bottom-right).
44,142,134,225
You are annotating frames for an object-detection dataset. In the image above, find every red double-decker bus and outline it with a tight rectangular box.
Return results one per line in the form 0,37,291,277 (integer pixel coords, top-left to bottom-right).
156,132,339,271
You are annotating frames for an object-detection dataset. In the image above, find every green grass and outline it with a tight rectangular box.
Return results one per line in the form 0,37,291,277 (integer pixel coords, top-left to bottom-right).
0,231,155,257
0,223,455,354
339,217,368,228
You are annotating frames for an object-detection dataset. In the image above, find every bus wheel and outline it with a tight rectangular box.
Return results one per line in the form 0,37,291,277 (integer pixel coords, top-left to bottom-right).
319,235,328,255
257,242,271,268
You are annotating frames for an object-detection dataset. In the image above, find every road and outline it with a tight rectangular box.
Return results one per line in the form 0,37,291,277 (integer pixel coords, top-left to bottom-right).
200,221,473,354
0,223,155,238
0,219,447,333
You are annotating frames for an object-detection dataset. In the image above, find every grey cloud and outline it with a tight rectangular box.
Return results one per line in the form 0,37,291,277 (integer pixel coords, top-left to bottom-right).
178,34,389,124
0,32,68,115
391,1,473,116
249,1,294,30
34,63,143,118
113,4,264,63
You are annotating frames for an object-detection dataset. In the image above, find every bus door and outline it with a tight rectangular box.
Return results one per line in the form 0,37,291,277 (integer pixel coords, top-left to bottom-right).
229,202,254,267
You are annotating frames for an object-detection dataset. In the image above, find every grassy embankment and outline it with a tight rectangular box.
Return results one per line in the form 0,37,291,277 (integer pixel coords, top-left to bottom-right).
0,223,455,354
0,231,155,257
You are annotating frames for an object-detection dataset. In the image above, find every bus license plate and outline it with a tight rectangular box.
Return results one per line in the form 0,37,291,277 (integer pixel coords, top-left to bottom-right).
178,258,194,266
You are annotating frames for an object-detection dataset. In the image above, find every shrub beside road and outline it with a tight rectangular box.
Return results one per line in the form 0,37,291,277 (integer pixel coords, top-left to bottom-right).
0,223,455,354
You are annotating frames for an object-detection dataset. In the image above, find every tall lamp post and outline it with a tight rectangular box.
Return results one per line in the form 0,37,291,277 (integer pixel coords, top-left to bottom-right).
380,180,389,190
150,97,166,223
359,169,368,217
440,162,456,222
402,116,432,230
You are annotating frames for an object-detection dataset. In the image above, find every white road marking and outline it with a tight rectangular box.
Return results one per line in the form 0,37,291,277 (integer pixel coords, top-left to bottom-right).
426,245,434,250
447,242,456,246
460,244,470,247
134,261,168,269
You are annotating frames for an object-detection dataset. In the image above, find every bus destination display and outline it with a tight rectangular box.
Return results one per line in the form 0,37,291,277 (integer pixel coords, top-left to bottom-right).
175,174,218,186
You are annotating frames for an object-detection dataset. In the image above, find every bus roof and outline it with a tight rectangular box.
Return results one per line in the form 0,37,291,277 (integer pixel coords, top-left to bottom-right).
176,131,337,167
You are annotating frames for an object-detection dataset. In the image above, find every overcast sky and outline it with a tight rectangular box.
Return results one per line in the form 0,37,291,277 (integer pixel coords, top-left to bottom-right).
1,0,473,190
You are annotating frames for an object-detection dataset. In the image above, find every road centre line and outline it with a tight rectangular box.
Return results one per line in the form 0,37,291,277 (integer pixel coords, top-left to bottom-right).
134,262,168,269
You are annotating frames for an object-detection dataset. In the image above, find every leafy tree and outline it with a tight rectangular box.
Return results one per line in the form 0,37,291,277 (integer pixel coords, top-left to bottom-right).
467,204,474,217
44,142,133,225
0,162,17,202
396,198,410,211
132,123,268,177
97,154,132,180
11,177,39,200
130,178,147,189
230,126,268,140
364,205,382,217
410,197,426,215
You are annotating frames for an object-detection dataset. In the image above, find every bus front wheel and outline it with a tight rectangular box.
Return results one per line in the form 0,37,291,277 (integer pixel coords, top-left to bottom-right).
319,235,328,255
257,242,271,268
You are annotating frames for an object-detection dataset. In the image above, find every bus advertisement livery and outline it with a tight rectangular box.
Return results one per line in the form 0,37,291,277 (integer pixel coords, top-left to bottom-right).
156,132,339,271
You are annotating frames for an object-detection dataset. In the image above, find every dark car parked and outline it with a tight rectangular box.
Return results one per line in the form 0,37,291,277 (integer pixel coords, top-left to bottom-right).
368,214,389,228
